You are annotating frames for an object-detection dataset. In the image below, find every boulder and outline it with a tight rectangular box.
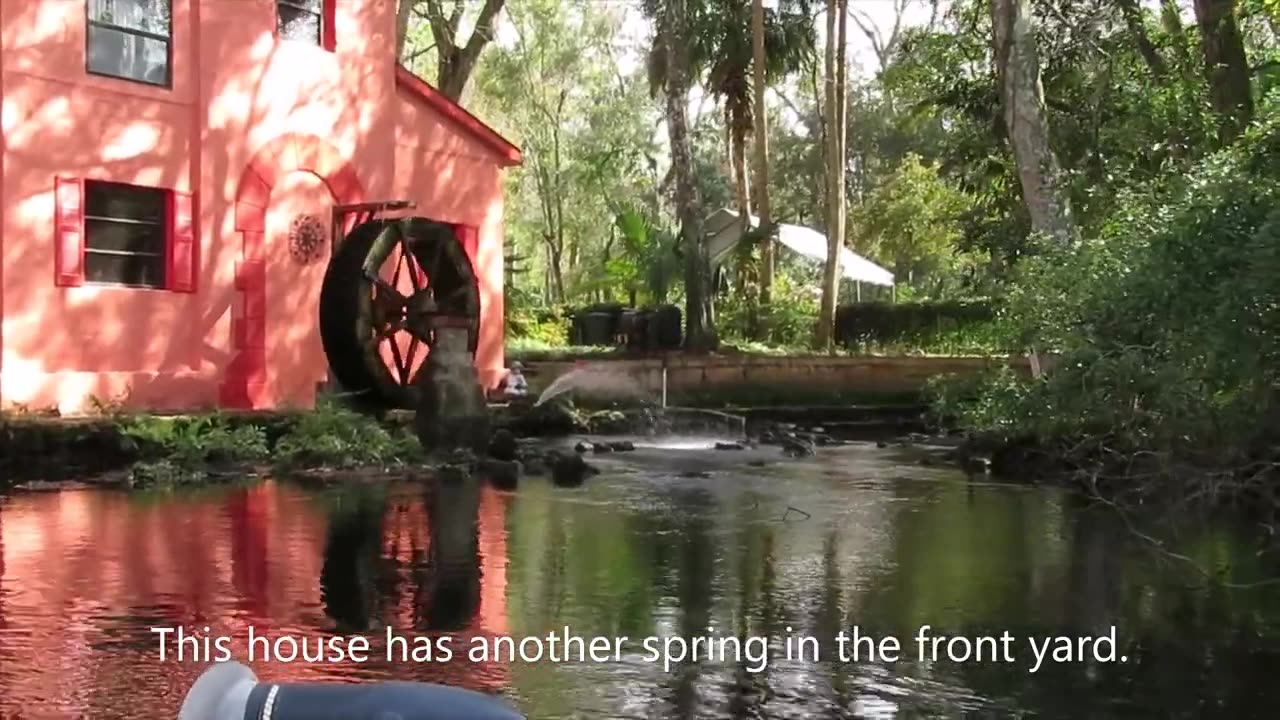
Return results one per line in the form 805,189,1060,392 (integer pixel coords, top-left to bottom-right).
591,442,614,454
549,451,599,487
714,441,746,451
781,437,815,457
477,458,520,490
487,429,519,462
608,440,636,452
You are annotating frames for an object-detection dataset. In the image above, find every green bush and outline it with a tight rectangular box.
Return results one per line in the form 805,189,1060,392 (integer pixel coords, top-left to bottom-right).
120,414,269,468
834,300,1007,353
939,106,1280,473
506,304,570,347
273,399,423,468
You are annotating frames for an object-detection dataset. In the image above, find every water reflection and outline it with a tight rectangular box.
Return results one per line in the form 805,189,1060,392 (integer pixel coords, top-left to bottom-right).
0,446,1278,718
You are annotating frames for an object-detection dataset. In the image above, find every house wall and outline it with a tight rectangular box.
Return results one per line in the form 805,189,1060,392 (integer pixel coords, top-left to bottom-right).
1,0,509,413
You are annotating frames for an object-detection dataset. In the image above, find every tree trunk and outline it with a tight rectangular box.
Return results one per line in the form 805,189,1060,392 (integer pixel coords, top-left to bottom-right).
1192,0,1253,143
425,0,506,102
752,0,775,317
815,0,847,351
1117,0,1168,80
991,0,1077,246
664,0,717,352
395,0,414,62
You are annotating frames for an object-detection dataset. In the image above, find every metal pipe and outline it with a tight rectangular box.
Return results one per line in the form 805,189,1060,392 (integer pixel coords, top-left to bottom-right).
180,661,524,720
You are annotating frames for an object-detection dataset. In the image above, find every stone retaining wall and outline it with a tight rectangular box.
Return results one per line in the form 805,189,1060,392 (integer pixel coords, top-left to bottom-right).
520,354,1033,402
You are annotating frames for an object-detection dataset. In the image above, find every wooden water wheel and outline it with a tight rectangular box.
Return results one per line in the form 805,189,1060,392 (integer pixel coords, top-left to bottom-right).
319,217,481,410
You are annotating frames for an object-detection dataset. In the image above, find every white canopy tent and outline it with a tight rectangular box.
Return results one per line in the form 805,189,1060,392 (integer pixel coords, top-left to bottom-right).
704,208,895,287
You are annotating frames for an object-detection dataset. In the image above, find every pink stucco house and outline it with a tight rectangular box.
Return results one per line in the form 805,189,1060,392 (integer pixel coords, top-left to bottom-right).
0,0,521,414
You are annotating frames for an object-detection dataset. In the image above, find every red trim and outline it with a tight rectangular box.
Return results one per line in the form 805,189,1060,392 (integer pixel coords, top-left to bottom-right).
54,177,85,287
321,0,336,52
168,190,197,292
394,65,522,167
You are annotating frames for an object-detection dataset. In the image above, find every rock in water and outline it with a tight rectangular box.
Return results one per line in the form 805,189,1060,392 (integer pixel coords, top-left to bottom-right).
715,441,745,451
608,440,635,452
592,442,614,454
549,451,599,487
477,458,521,490
574,440,592,453
781,437,815,457
488,429,518,461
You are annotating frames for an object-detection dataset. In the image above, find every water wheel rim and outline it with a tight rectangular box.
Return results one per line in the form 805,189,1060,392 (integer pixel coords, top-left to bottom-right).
354,219,481,394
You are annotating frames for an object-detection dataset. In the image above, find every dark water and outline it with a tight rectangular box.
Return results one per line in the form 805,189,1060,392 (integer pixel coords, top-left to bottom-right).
2,440,1279,719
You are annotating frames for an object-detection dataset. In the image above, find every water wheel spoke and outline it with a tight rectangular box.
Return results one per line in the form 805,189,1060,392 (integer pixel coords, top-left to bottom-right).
370,275,408,306
405,336,421,376
390,244,406,289
400,232,425,293
386,333,411,385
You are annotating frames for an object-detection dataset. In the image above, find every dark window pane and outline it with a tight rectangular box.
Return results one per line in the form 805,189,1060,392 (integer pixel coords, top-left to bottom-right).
88,0,171,35
85,250,166,288
87,25,169,85
85,219,165,254
278,3,321,45
85,182,166,224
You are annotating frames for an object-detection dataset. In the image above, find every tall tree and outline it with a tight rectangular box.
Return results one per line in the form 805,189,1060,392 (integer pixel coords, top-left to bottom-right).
815,0,847,350
420,0,507,101
649,0,813,301
752,0,775,310
991,0,1077,245
651,0,718,351
1192,0,1254,141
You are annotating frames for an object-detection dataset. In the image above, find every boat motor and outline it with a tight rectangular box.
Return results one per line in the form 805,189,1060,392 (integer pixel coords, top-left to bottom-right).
179,661,525,720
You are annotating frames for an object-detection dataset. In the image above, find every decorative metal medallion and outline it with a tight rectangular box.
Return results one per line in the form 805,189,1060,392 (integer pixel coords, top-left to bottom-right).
288,213,327,266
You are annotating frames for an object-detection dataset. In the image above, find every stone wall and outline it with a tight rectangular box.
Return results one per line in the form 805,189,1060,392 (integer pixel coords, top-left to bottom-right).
520,354,1034,404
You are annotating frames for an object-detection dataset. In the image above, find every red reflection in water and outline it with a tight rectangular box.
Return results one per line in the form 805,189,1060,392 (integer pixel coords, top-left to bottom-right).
0,481,512,718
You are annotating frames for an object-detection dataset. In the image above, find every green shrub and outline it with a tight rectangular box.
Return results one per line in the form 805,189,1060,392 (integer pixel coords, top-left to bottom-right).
939,106,1280,472
120,414,269,468
273,399,423,468
834,300,1008,354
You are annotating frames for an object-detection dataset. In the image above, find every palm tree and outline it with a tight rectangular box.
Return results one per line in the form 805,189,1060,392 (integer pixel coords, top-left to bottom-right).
645,0,718,351
649,0,815,333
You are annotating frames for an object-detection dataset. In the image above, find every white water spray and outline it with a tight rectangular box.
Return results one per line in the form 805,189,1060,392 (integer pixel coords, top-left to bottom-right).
533,364,652,407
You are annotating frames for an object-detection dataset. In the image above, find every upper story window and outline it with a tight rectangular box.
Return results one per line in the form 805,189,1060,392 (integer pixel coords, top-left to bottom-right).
277,1,323,45
86,0,172,87
84,180,169,288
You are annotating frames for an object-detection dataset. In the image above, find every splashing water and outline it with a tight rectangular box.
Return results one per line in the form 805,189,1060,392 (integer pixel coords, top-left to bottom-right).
534,364,652,407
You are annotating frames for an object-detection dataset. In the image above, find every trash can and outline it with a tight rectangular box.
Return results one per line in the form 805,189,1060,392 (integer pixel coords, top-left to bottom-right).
654,305,682,349
581,312,615,346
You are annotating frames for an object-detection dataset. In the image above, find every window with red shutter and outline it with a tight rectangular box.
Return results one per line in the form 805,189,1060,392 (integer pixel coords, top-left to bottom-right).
54,177,85,287
82,179,168,288
168,190,196,292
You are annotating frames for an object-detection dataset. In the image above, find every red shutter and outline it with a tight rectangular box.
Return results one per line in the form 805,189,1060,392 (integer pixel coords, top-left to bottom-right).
54,177,85,287
321,0,337,51
168,190,197,292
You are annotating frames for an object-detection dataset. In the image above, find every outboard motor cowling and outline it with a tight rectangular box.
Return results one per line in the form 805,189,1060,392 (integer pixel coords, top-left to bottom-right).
179,661,525,720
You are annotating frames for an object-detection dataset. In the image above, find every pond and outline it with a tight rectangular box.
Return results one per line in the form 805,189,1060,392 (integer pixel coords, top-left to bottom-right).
1,439,1278,718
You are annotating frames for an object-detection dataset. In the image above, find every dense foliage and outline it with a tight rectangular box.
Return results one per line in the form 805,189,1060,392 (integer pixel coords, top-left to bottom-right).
936,106,1280,476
